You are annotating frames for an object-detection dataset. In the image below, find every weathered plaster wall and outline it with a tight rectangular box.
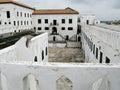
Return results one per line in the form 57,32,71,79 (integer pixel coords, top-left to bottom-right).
82,24,120,63
0,62,120,90
0,33,48,62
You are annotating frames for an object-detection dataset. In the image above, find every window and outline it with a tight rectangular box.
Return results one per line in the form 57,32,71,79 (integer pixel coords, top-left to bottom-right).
93,44,95,54
45,19,48,23
6,11,10,18
46,47,48,55
17,12,19,17
0,21,1,25
61,27,65,30
24,21,26,25
106,57,110,63
62,19,65,24
27,21,29,25
77,25,81,34
53,20,57,25
38,27,41,30
96,48,98,59
27,13,29,17
14,21,16,26
21,21,23,25
69,19,72,24
38,19,41,24
17,21,19,26
25,13,26,17
45,27,49,30
9,22,11,24
34,56,37,62
99,52,103,63
20,12,22,17
42,50,44,60
68,27,73,30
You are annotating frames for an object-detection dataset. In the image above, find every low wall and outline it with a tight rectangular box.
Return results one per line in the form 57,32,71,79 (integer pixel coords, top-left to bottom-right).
0,62,120,90
66,41,81,48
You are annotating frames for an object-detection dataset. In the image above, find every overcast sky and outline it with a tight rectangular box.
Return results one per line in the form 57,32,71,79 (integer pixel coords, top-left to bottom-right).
17,0,120,21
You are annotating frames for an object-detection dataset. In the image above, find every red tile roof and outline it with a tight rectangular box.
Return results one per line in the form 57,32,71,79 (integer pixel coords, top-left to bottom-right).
33,7,79,15
0,0,35,10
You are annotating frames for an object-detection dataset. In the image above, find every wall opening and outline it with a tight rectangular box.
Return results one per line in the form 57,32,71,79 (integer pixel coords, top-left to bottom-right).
6,11,10,18
78,36,81,42
42,50,44,60
96,47,98,59
34,56,38,62
23,74,39,90
56,76,73,90
93,45,95,54
52,27,57,34
99,52,103,63
46,47,48,56
66,35,69,40
86,20,89,25
106,57,110,63
53,36,56,41
53,20,57,25
77,25,81,34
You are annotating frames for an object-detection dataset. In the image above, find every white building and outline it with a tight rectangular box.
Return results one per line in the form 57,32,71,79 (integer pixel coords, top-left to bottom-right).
32,7,79,42
80,14,100,25
0,0,35,35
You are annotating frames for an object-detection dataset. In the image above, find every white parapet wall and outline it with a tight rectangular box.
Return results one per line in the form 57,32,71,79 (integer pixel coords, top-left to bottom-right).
0,32,48,63
81,24,120,63
0,62,120,90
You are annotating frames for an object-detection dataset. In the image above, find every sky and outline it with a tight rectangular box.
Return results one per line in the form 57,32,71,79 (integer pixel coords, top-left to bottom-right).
17,0,120,21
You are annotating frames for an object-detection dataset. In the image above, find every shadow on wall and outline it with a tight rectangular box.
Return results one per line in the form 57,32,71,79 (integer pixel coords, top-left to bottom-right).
23,74,39,90
0,73,8,90
56,75,73,90
92,75,111,90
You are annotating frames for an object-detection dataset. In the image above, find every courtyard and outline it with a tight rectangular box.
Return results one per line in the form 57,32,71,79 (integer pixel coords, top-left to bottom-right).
49,47,84,63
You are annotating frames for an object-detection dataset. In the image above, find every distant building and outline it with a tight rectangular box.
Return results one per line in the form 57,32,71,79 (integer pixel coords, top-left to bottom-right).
80,14,100,25
32,7,79,42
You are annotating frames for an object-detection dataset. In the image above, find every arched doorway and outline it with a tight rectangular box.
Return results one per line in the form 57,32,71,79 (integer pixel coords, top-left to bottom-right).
52,27,57,34
56,75,73,90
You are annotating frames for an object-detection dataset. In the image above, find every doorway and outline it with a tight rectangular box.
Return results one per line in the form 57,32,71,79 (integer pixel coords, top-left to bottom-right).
52,27,57,34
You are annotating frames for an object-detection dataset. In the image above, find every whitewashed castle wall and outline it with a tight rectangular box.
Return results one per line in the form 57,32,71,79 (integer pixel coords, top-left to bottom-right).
0,33,48,62
82,24,120,63
0,63,120,90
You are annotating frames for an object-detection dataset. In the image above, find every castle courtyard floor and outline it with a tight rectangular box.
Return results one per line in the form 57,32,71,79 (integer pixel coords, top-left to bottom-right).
48,47,84,63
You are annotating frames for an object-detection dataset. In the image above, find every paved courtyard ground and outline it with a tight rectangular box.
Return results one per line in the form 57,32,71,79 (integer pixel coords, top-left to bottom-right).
48,47,84,63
